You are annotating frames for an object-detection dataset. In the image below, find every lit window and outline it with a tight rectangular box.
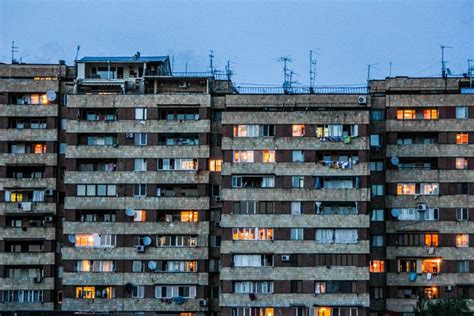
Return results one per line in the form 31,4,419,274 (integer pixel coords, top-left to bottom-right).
397,183,416,195
292,124,305,137
233,125,259,137
456,106,468,119
314,307,330,316
456,133,469,144
369,260,385,273
456,158,468,170
33,144,46,154
423,109,439,120
420,183,439,195
396,109,416,120
209,159,222,171
75,234,95,247
232,228,273,241
133,210,147,222
76,286,95,299
181,211,198,222
424,233,439,247
456,234,469,247
424,287,439,299
233,151,254,163
262,150,275,163
422,259,441,274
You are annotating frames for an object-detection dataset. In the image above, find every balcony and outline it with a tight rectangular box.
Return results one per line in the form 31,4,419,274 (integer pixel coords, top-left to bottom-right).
386,169,474,183
0,252,55,265
386,220,474,233
386,247,474,260
1,202,56,215
222,136,368,151
386,144,474,157
220,240,369,255
386,195,474,209
225,94,367,108
0,302,54,312
65,171,209,184
66,145,210,159
387,272,474,286
0,178,56,189
62,247,208,261
221,188,370,202
220,214,369,228
65,197,209,210
67,93,211,108
64,221,209,235
0,277,54,290
386,119,474,132
0,153,57,166
61,298,207,312
0,78,58,93
0,103,57,117
63,272,208,285
0,129,57,142
0,227,55,240
222,162,369,176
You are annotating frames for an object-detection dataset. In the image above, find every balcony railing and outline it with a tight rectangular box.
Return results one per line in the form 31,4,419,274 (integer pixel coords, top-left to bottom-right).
234,86,368,95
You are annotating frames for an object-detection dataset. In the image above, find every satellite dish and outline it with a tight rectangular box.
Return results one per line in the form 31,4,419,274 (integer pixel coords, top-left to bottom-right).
46,90,56,101
67,234,76,244
148,261,157,270
125,208,135,217
143,236,152,246
391,157,399,166
125,283,133,292
391,208,400,218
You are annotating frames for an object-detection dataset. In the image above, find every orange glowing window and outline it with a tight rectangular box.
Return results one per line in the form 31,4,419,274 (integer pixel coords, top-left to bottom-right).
33,144,46,154
369,260,385,273
456,133,469,144
397,183,416,195
315,308,330,316
456,234,469,247
209,159,222,171
292,124,305,137
424,233,439,247
181,211,198,222
455,158,468,170
423,109,439,120
424,287,439,299
396,109,416,120
76,286,95,299
262,308,274,316
422,259,441,274
262,150,275,163
133,210,146,222
75,234,95,247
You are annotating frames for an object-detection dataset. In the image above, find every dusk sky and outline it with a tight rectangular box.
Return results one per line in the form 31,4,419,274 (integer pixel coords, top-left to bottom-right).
0,0,472,86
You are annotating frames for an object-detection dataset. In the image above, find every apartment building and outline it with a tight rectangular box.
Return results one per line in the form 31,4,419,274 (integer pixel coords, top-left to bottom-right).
219,93,371,316
371,77,474,316
0,62,72,313
0,55,473,316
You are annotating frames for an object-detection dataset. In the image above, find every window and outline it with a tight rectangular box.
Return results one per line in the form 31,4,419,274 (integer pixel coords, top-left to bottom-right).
292,150,304,162
424,233,439,247
180,211,198,222
292,124,305,137
134,133,147,145
2,290,44,303
59,143,67,154
292,176,304,188
291,228,304,240
420,183,439,195
456,106,468,119
371,209,384,221
154,285,196,298
233,125,259,137
209,159,222,171
77,184,116,197
315,229,358,244
370,134,381,147
397,109,416,120
369,260,385,273
371,185,384,196
291,202,302,215
132,261,145,272
134,184,147,197
456,133,469,144
370,109,384,121
458,260,470,273
233,255,273,267
369,161,384,171
455,158,468,169
456,234,469,247
75,234,116,248
211,185,220,198
33,144,47,153
423,109,439,120
232,228,273,241
372,287,384,299
156,235,198,247
76,286,114,299
397,183,415,195
314,282,326,294
134,159,147,171
371,235,384,247
132,285,145,298
233,151,254,163
456,208,469,221
262,150,275,163
234,281,273,294
158,158,197,170
133,210,147,222
135,108,147,120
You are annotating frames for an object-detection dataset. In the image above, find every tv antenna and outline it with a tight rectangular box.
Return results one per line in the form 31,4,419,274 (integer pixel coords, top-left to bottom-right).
441,45,453,77
209,50,215,75
11,41,19,64
389,61,392,77
74,45,81,62
277,56,293,87
225,60,235,81
468,59,474,88
309,49,319,90
367,63,379,86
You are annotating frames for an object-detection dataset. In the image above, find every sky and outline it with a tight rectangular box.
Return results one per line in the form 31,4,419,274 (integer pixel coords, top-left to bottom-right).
0,0,472,86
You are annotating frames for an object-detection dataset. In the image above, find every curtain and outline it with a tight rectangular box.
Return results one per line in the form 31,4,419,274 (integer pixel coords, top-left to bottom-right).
334,229,358,243
316,229,334,244
5,191,11,202
32,191,44,202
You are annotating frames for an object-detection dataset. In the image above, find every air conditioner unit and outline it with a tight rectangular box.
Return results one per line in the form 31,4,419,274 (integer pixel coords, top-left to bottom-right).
178,81,187,88
45,216,53,222
136,245,145,253
126,133,134,139
33,276,43,283
417,203,428,211
45,188,54,196
281,255,291,262
428,247,435,255
358,95,367,105
199,299,208,307
444,285,453,292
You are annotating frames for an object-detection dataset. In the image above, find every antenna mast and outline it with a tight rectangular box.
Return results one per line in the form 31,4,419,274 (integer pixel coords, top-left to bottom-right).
74,45,81,62
11,41,19,64
225,60,233,81
277,56,293,88
441,44,453,78
309,50,318,89
468,59,474,88
209,50,215,75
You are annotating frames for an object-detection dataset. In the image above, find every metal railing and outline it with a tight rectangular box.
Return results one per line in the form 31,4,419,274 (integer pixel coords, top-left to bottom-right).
234,86,368,95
